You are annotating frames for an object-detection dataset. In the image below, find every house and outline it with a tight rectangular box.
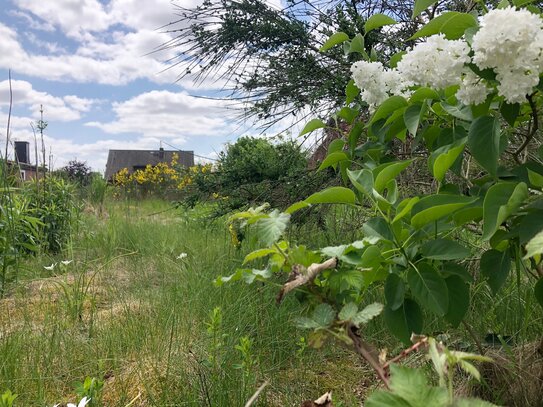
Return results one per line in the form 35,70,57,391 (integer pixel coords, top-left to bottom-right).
104,148,194,181
7,141,44,181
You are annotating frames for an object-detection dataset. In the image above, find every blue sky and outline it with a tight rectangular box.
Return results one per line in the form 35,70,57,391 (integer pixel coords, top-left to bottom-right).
0,0,285,171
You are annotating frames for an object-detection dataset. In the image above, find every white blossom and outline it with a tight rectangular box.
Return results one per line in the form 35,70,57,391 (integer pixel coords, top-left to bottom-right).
176,252,188,260
61,260,73,266
350,61,410,108
44,263,57,271
456,70,492,106
351,61,389,107
396,34,470,90
472,7,543,103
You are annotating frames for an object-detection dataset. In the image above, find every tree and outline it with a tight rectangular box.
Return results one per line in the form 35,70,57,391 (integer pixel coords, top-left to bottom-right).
59,160,92,186
164,0,468,129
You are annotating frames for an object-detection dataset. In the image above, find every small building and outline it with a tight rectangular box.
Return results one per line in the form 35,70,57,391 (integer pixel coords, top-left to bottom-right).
104,148,194,182
8,141,44,181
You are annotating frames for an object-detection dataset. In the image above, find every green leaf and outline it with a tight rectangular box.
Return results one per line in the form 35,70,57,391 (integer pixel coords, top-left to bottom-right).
346,79,360,104
429,138,467,183
413,0,439,18
390,51,406,68
320,32,350,52
305,186,356,205
338,302,358,322
441,262,473,282
525,229,543,259
408,263,449,316
373,159,414,193
410,87,440,103
285,201,310,214
528,168,543,188
365,13,396,33
256,210,291,246
348,34,365,55
404,104,424,136
363,217,393,242
299,118,326,137
365,391,412,407
352,302,383,326
348,168,374,197
480,249,511,295
534,278,543,308
411,12,477,40
500,102,520,127
482,182,528,240
421,239,470,260
468,116,501,177
312,303,336,327
441,102,473,121
318,152,349,171
243,248,277,264
384,299,423,345
411,194,477,229
455,398,500,407
369,96,408,125
389,365,449,407
385,273,405,310
444,275,470,328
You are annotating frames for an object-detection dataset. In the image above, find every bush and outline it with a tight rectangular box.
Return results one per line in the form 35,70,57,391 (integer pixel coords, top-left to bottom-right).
23,177,79,253
179,136,332,214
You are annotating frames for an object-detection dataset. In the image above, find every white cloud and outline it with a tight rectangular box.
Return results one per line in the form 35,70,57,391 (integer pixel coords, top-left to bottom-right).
0,79,97,121
86,90,236,138
7,9,56,32
0,22,181,85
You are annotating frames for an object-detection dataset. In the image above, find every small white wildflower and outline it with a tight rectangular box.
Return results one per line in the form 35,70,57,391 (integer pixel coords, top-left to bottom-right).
456,70,492,105
60,260,73,266
44,263,57,271
67,397,90,407
176,253,188,260
54,398,90,407
397,34,470,90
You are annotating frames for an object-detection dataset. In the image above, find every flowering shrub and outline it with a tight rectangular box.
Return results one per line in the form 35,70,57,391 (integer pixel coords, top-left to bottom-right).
113,153,213,198
220,1,543,404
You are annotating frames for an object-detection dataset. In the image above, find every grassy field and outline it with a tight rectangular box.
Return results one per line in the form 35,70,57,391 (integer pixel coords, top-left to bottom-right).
0,199,373,406
1,198,541,406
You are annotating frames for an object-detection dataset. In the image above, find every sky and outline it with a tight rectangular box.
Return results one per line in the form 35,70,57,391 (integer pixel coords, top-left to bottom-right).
0,0,286,172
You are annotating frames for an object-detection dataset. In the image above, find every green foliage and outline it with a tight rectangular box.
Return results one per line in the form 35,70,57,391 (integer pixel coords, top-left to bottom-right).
221,4,543,404
23,177,78,253
74,377,103,407
367,339,495,407
57,160,93,186
0,390,17,407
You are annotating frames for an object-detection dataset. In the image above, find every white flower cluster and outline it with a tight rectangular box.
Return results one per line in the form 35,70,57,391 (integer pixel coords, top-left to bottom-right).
351,7,543,108
396,34,470,90
456,70,492,106
472,6,543,103
351,35,470,108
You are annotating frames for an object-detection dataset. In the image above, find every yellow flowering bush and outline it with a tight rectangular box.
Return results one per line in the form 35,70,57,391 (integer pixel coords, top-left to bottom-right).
113,154,216,198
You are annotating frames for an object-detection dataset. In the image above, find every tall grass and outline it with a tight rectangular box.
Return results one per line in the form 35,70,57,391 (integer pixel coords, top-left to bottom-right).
0,199,366,406
0,198,541,405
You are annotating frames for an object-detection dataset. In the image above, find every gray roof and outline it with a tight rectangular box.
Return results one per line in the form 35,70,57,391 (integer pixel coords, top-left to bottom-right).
105,149,194,181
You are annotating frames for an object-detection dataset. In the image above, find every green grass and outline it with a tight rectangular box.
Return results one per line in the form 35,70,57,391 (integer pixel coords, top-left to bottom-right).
0,199,368,406
1,198,541,406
